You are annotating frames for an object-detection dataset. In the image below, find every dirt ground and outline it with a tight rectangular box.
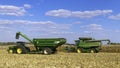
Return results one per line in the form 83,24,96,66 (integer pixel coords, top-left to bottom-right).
0,45,120,68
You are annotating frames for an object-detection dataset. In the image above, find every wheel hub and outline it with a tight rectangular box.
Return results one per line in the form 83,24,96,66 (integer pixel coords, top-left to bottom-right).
17,48,22,54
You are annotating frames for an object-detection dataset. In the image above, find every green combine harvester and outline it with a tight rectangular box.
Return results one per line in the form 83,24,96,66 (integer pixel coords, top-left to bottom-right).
8,32,66,55
74,37,110,53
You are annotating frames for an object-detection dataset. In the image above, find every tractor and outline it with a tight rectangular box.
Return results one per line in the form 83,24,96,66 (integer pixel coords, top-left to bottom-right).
8,32,66,55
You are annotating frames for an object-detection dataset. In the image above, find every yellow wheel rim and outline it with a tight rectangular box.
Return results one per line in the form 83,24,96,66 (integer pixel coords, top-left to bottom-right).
17,48,22,54
90,50,94,53
44,50,48,55
9,49,13,54
77,49,81,53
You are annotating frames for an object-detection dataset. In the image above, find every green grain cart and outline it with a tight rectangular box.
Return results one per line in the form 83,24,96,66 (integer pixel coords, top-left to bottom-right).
8,32,66,55
75,37,110,53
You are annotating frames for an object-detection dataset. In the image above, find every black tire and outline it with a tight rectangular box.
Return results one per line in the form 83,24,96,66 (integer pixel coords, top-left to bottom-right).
43,48,52,55
95,50,99,53
52,49,57,54
16,46,28,54
25,47,30,52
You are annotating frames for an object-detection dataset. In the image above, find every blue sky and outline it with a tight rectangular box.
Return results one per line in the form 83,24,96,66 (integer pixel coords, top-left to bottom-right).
0,0,120,43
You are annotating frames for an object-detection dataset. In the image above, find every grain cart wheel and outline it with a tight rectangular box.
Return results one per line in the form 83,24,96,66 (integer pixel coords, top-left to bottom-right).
90,49,96,53
52,49,57,54
77,48,82,53
43,48,52,55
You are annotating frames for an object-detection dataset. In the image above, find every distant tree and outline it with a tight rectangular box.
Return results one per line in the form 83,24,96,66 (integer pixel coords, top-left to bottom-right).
0,42,16,45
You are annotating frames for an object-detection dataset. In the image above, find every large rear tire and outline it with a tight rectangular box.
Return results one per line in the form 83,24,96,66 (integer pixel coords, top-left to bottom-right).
16,46,28,54
43,48,52,55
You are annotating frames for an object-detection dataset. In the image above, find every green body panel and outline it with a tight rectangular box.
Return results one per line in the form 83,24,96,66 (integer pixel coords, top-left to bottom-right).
33,38,66,51
75,37,110,48
75,40,102,48
33,38,66,47
9,46,17,49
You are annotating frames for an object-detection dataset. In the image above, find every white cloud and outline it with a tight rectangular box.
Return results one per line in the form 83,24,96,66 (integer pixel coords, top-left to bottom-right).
24,4,31,8
83,31,92,34
50,24,72,30
0,26,14,32
0,20,72,30
0,20,55,25
80,24,108,38
115,30,120,32
51,31,74,34
0,5,26,16
0,26,10,29
109,14,120,20
46,9,112,18
46,9,71,17
72,21,82,25
0,20,74,42
28,21,55,25
72,10,112,18
0,20,72,35
89,24,103,30
81,24,103,30
0,20,13,24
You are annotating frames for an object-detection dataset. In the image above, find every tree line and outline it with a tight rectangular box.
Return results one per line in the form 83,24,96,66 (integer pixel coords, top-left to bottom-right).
0,42,16,45
0,42,30,45
110,42,120,45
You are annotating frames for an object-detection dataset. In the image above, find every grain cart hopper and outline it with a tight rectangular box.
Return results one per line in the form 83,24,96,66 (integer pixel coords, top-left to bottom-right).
75,37,110,53
8,32,66,55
